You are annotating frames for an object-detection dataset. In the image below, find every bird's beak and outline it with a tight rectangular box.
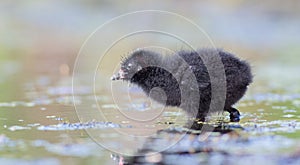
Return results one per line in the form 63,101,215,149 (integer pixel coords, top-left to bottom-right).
111,73,119,80
111,69,125,81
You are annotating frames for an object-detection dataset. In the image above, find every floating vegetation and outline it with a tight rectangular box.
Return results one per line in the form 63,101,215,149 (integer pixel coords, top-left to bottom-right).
0,101,36,107
8,126,31,131
36,122,123,131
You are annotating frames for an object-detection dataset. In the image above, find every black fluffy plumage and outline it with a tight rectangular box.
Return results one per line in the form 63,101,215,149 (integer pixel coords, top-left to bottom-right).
112,48,253,122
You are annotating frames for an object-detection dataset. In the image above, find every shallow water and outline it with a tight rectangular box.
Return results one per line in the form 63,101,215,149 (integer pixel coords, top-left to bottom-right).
1,63,300,165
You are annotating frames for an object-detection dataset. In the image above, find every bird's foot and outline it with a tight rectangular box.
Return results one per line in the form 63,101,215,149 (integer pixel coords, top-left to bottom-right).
227,107,240,122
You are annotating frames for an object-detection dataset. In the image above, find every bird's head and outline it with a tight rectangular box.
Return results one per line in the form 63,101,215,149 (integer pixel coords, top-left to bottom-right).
111,49,160,81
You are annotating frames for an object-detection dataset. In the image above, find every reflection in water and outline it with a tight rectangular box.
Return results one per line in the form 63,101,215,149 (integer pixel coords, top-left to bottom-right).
120,123,299,165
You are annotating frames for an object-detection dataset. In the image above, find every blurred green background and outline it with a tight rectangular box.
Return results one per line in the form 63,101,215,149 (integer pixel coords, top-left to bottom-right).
1,0,300,91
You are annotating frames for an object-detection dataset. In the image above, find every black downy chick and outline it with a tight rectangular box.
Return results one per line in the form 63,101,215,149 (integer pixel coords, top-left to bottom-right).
112,48,253,122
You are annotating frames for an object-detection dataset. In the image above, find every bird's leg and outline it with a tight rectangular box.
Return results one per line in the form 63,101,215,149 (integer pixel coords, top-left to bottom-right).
185,114,206,130
196,114,206,122
226,107,240,122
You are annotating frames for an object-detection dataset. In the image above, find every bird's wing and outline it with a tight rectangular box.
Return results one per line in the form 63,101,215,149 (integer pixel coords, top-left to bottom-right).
182,65,210,88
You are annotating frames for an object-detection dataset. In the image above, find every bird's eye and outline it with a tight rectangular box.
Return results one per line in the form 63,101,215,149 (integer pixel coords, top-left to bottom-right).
127,63,133,69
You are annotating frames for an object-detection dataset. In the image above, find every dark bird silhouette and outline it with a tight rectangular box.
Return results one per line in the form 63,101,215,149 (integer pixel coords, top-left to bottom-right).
112,48,253,122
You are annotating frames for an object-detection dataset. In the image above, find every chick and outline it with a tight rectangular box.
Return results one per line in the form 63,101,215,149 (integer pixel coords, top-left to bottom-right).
112,48,253,122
